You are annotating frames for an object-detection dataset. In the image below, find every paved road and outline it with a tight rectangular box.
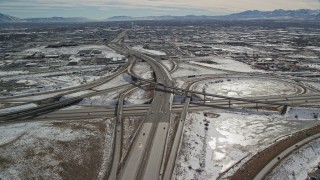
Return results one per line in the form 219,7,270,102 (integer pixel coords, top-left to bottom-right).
162,83,195,179
0,84,132,122
0,63,129,102
118,49,174,180
26,93,320,122
108,85,138,180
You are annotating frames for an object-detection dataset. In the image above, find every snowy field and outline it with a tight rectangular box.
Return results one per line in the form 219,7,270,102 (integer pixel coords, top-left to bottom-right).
266,138,320,180
132,62,153,79
79,89,124,106
24,45,121,57
93,73,132,91
3,74,94,96
184,56,264,73
60,90,94,101
194,78,301,99
125,87,153,105
132,46,166,56
0,71,28,76
173,110,319,180
305,81,320,91
0,103,37,115
0,118,115,180
285,107,320,121
1,66,116,98
175,78,188,89
161,60,174,72
172,62,227,78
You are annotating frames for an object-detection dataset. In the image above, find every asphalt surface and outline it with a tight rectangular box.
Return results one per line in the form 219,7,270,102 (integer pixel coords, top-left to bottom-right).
119,50,174,180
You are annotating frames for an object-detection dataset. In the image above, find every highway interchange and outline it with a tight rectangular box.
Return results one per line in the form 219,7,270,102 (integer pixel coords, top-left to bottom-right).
1,30,320,180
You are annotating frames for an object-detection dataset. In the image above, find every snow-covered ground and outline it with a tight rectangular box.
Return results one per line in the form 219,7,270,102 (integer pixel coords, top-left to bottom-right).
161,60,174,71
0,71,28,77
4,75,86,96
9,92,62,102
194,78,300,99
171,62,227,78
125,88,153,105
305,82,320,91
175,78,188,89
0,118,115,180
189,57,264,73
265,138,320,180
0,103,37,115
132,45,166,56
60,90,94,101
1,68,115,98
79,90,122,106
132,62,153,79
93,73,132,91
173,110,319,180
24,45,118,56
285,107,320,120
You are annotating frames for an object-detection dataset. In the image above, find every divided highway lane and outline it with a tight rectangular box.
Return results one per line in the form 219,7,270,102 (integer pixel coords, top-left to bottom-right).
162,82,195,179
118,50,174,180
108,85,149,180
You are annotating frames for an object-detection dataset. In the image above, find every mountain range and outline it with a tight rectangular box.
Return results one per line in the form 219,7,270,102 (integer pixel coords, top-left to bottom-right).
0,9,319,23
107,9,320,21
0,15,91,23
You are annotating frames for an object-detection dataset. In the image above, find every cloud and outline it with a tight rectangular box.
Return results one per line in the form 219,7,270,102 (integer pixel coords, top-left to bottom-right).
0,0,319,17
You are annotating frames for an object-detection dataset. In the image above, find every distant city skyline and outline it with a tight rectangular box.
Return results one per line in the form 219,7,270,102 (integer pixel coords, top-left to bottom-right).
1,0,320,19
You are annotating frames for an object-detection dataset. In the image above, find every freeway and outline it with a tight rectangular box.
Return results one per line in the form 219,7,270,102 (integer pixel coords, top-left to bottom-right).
0,84,132,123
118,49,174,180
162,82,195,179
8,91,320,123
109,31,177,179
108,84,149,180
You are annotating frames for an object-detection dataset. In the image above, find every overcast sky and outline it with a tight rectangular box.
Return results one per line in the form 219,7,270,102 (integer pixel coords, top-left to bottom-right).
1,0,320,19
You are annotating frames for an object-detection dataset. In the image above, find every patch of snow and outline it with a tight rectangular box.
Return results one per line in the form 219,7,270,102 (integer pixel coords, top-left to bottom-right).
161,60,174,71
189,58,263,73
172,62,227,78
285,107,320,120
0,103,37,115
175,78,187,88
79,90,122,106
132,45,166,56
16,79,37,86
132,62,153,79
93,74,132,91
0,123,39,146
306,82,320,91
0,71,28,77
60,90,94,101
125,88,152,105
